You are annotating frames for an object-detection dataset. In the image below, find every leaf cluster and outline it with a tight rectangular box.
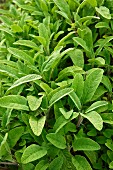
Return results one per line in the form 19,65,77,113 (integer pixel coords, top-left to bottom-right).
0,0,113,169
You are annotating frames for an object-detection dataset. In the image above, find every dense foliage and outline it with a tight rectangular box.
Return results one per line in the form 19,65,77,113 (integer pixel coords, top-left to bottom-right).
0,0,113,169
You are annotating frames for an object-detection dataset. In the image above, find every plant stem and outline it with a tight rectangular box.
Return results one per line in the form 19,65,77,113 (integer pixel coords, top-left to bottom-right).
76,115,83,128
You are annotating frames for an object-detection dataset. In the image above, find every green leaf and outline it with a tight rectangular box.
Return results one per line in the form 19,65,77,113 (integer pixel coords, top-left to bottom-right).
95,22,110,29
0,95,29,111
7,74,42,91
21,144,47,164
73,37,89,51
102,75,112,93
11,24,23,33
0,64,19,78
86,101,108,113
55,31,75,49
56,66,83,82
95,36,113,56
81,111,103,131
49,88,73,107
46,133,66,149
35,160,49,170
72,73,84,99
95,6,111,19
0,26,13,36
109,161,113,169
27,96,43,111
42,47,62,72
69,91,81,110
53,0,71,21
69,49,84,68
8,47,34,65
101,113,113,124
0,133,11,158
53,112,79,133
59,108,73,119
91,85,107,101
86,0,97,7
73,137,100,151
29,116,46,136
81,68,104,104
14,40,39,50
49,156,63,170
0,15,13,27
72,155,92,170
8,126,24,148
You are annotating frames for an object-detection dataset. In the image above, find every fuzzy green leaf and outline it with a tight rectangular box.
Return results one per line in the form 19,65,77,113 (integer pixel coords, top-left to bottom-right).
86,101,108,113
7,74,42,91
49,88,73,107
27,96,43,111
0,95,29,111
82,68,104,104
21,144,47,164
72,155,92,170
29,116,46,136
46,133,66,149
14,40,39,50
95,6,111,19
8,47,34,65
81,111,103,131
73,137,100,151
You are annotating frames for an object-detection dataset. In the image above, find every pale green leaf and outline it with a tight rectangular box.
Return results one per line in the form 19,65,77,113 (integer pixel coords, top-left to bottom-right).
81,111,103,131
0,15,13,27
109,161,113,169
69,49,84,68
73,37,89,51
29,116,46,136
86,101,108,113
21,144,47,164
49,88,73,107
56,66,83,82
53,112,79,133
72,155,92,170
55,31,75,49
27,96,43,111
42,47,62,72
102,75,112,93
0,26,13,36
53,0,71,21
0,64,19,78
8,47,34,65
72,73,84,99
69,91,81,110
7,74,42,91
82,68,104,104
0,95,29,111
14,40,39,50
95,6,111,19
59,108,73,119
95,22,110,29
46,133,66,149
95,36,113,56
